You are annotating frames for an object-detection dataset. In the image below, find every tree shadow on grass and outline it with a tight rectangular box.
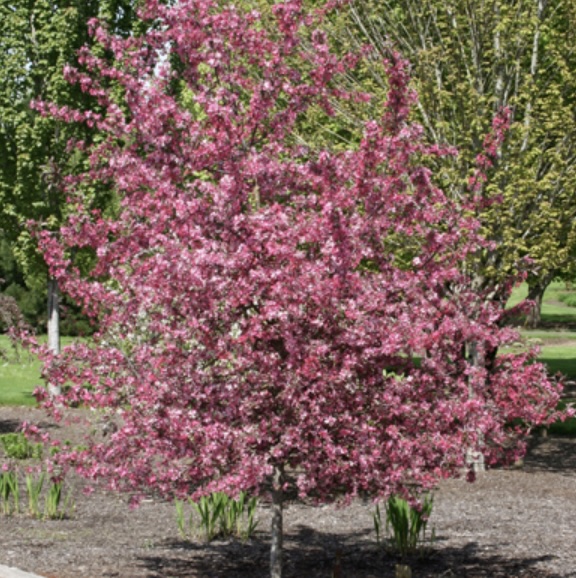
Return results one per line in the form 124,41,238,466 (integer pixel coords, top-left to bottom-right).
539,315,576,329
136,526,561,577
524,435,576,475
540,357,576,380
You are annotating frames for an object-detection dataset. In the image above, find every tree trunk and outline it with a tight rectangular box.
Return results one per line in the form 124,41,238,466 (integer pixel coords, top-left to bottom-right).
466,341,485,473
525,288,543,328
47,276,61,397
525,276,553,329
270,465,284,578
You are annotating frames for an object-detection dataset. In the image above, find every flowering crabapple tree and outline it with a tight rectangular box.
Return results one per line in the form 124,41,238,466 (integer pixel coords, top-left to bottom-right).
29,1,562,576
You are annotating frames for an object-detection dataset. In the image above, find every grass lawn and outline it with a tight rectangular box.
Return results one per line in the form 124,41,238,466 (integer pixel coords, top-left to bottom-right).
507,282,576,434
507,282,576,378
508,280,576,326
0,336,42,406
0,335,80,406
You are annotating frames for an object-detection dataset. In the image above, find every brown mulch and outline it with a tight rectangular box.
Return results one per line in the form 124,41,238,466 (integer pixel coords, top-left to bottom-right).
1,407,575,578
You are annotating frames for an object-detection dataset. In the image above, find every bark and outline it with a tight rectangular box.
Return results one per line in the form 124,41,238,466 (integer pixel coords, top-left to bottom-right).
493,3,504,109
47,276,61,397
466,342,486,472
520,0,546,153
525,276,552,328
270,465,284,578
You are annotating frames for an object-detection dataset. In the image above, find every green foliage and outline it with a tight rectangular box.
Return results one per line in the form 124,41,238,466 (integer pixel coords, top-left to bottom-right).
59,304,95,337
176,491,259,542
43,479,71,520
0,469,19,515
0,0,139,337
548,419,576,436
25,471,45,518
0,466,72,520
375,494,435,558
547,399,576,436
3,283,45,330
0,433,42,460
558,293,576,308
320,0,576,296
0,236,44,331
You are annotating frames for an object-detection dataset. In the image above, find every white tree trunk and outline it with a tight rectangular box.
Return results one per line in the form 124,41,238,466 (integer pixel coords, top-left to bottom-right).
520,0,546,153
467,341,485,472
270,465,284,578
47,276,61,397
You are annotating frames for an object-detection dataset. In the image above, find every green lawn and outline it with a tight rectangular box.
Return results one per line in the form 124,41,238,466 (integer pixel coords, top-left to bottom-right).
539,348,576,379
508,281,576,325
506,283,576,378
0,335,82,406
0,336,43,406
508,283,576,434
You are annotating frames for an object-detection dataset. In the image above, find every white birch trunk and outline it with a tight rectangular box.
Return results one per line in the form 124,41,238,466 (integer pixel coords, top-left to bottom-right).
466,341,485,472
47,276,61,397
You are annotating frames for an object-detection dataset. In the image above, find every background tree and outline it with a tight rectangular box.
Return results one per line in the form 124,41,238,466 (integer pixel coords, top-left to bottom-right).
0,0,140,352
313,0,576,326
29,1,562,576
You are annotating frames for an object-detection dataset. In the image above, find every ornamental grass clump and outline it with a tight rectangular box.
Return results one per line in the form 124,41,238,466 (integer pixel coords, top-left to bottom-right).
25,470,45,518
43,479,72,520
374,494,435,558
176,491,259,542
0,465,72,520
0,469,19,515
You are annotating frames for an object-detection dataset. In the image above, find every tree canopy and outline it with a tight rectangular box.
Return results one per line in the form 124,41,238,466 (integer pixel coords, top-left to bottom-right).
26,1,564,576
0,0,140,343
315,0,576,319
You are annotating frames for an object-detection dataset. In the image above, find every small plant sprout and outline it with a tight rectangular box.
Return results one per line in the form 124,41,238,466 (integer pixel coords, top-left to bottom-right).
373,503,383,546
175,498,193,539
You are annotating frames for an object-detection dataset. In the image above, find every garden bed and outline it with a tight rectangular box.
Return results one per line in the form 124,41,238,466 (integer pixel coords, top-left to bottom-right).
0,407,574,578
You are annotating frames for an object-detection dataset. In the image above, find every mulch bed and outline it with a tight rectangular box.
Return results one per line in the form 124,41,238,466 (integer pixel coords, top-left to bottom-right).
1,406,575,578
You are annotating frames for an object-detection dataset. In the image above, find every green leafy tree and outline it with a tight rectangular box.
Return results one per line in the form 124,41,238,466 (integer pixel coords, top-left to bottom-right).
0,1,139,363
316,0,576,326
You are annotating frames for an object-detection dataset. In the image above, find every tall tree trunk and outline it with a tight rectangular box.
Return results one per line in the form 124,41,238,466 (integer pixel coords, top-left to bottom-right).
520,0,546,153
526,275,553,329
466,341,485,473
270,465,284,578
47,276,61,397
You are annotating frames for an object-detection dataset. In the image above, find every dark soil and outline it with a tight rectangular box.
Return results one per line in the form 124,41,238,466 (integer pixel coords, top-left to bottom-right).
1,407,575,578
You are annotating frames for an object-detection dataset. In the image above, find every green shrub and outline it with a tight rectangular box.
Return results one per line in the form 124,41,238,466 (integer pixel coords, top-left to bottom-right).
0,433,43,460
